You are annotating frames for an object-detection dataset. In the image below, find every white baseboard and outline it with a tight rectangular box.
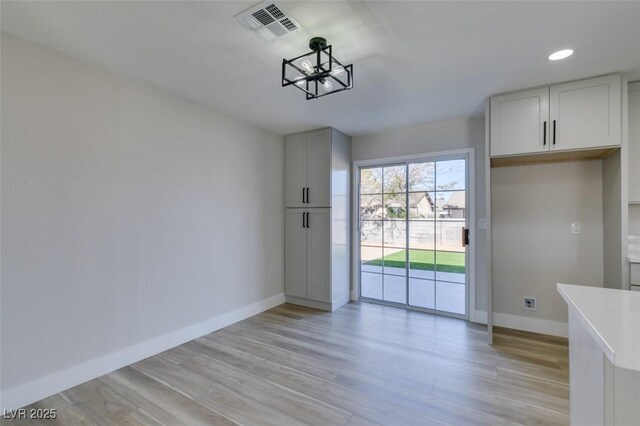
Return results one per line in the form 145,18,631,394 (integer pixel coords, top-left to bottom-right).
471,310,567,338
332,294,350,311
494,312,568,337
470,309,487,324
1,292,285,411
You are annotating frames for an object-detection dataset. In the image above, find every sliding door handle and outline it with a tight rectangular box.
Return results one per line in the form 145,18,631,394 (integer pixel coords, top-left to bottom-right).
553,120,556,145
543,121,547,146
462,227,469,246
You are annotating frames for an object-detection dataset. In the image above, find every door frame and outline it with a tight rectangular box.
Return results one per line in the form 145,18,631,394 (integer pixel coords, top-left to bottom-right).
351,148,476,321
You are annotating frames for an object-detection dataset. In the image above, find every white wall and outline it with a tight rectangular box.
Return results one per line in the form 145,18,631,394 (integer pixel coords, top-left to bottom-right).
491,161,604,327
351,116,488,316
0,34,284,406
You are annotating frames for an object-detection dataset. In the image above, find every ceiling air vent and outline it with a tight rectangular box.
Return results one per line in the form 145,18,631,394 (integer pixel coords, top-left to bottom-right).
234,1,302,43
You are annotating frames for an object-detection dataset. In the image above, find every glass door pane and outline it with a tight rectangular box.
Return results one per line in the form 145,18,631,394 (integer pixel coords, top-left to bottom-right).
359,167,383,299
407,162,436,309
433,159,467,315
359,157,468,318
381,165,407,304
359,165,408,304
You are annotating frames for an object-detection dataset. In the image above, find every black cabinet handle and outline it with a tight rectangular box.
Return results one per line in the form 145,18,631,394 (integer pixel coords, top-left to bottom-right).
307,187,310,204
306,212,310,228
302,188,306,204
303,211,306,228
543,121,547,146
553,120,556,145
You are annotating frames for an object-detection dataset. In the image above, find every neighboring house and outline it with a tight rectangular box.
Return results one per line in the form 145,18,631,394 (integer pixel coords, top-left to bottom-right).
414,193,434,218
438,191,465,219
412,192,465,219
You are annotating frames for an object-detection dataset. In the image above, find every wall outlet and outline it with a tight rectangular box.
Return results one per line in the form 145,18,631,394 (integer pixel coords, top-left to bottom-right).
523,297,537,311
479,218,487,229
571,222,582,235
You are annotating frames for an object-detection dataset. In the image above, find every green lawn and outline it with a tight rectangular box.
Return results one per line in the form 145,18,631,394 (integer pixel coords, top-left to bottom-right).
366,249,465,273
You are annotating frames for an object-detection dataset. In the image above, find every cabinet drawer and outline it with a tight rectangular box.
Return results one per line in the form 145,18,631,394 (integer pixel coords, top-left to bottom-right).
631,263,640,285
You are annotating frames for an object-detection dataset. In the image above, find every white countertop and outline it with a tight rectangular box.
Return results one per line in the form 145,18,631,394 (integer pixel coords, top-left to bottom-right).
557,284,640,371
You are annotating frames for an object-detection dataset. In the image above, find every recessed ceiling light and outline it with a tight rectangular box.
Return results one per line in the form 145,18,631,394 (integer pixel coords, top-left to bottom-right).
548,49,574,61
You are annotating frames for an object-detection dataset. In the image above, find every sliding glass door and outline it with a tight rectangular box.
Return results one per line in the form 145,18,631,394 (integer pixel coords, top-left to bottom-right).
359,156,468,318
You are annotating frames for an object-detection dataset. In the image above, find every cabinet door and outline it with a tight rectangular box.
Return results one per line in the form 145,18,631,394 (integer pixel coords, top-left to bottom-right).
629,83,640,203
285,209,307,298
306,209,331,303
490,87,549,157
285,134,307,208
306,130,331,207
550,74,621,151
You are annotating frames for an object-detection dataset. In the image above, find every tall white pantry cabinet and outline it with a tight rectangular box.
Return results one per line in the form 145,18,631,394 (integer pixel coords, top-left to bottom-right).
284,128,351,311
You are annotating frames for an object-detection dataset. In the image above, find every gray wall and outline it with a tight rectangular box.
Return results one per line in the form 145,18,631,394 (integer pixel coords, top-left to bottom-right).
351,116,488,314
1,34,284,391
492,161,604,323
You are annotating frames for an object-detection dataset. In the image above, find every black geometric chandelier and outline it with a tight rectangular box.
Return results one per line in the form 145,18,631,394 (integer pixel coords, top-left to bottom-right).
282,37,353,100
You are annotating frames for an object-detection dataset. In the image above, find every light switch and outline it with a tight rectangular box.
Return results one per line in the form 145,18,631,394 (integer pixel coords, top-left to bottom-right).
571,222,582,235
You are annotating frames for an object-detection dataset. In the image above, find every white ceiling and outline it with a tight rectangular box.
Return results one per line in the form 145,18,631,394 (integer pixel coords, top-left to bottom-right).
2,1,640,136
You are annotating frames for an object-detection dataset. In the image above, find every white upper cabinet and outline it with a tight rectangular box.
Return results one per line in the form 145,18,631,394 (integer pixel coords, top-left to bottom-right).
285,129,331,208
550,74,621,151
490,87,549,157
490,74,621,158
285,134,308,208
306,130,331,208
629,82,640,203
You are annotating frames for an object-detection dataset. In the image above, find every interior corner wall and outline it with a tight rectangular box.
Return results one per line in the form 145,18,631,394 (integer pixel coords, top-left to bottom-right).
0,33,284,406
602,150,624,289
351,116,488,315
491,160,604,327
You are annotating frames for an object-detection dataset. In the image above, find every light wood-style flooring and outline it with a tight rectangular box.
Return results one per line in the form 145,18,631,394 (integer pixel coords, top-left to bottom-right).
6,302,570,425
